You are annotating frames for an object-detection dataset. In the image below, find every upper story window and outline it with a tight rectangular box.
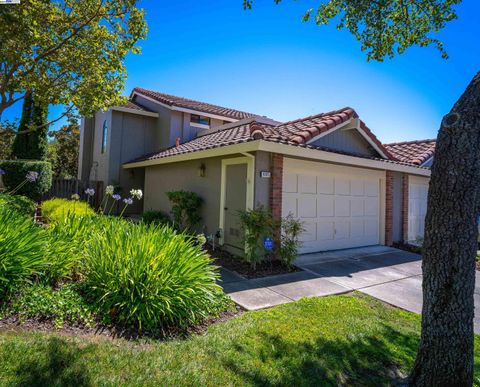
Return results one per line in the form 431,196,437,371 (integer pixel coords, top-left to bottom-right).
101,120,108,154
190,114,210,127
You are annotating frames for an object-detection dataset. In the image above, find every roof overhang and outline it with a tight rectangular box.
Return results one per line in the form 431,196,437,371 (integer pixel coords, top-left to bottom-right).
111,106,159,118
123,140,431,177
131,91,238,123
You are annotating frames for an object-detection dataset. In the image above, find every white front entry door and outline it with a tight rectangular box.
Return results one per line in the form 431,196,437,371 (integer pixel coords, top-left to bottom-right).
282,158,385,254
408,177,429,242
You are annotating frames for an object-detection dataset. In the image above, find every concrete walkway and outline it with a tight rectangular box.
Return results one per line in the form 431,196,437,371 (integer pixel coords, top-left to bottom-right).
219,246,480,333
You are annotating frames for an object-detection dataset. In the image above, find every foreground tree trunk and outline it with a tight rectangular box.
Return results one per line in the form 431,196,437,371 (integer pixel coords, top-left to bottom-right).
409,73,480,386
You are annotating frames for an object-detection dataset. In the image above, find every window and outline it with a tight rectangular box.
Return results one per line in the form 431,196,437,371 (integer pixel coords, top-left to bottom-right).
190,114,210,126
101,120,108,153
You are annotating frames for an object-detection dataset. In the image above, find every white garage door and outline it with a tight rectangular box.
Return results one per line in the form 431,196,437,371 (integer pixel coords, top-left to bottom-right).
282,158,384,254
408,177,429,242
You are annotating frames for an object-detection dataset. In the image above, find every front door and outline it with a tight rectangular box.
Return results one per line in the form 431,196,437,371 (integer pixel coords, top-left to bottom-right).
223,163,247,250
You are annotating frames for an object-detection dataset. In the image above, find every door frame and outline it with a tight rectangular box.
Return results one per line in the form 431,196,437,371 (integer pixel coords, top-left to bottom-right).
219,156,255,245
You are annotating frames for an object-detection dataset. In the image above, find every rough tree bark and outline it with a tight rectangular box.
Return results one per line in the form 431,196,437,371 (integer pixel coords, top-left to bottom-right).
409,73,480,386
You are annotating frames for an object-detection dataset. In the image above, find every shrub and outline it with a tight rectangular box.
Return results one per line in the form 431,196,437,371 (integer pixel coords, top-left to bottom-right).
238,207,275,269
0,193,36,218
0,208,48,295
83,219,223,331
141,210,172,226
42,197,96,223
0,160,52,200
279,214,304,267
166,190,203,232
44,215,123,283
0,283,95,328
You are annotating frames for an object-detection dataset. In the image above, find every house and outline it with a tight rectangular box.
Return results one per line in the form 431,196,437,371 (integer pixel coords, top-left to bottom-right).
78,87,433,255
384,139,436,243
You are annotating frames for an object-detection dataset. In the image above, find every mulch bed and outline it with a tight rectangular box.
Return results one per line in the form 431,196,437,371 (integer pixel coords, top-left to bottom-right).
392,242,423,255
0,306,243,341
207,245,301,279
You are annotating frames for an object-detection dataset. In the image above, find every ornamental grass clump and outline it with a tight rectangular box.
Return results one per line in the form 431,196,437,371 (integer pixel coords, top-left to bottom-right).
0,208,48,295
83,219,223,331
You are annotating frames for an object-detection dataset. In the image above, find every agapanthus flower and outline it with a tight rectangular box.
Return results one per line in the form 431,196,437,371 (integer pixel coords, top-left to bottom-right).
112,194,121,201
85,188,95,196
123,197,133,205
130,189,143,200
105,185,114,196
26,171,39,182
0,168,5,175
71,193,80,200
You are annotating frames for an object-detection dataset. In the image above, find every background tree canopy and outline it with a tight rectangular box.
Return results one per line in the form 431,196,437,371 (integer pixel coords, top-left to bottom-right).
47,119,80,179
0,0,147,120
244,0,461,61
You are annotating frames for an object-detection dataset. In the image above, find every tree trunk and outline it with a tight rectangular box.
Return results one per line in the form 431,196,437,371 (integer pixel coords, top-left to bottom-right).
409,73,480,386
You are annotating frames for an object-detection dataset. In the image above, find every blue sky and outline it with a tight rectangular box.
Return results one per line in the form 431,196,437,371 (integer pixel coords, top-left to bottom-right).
4,0,480,143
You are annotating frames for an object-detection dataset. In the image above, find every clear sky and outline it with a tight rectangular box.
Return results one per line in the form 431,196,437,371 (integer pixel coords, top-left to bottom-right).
4,0,480,143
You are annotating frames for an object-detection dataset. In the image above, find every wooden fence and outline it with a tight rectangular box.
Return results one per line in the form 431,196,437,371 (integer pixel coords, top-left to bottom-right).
44,179,104,208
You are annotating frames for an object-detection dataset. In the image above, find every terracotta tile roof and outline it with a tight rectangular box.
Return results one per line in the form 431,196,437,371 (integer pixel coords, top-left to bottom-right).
120,100,154,112
127,108,406,166
132,87,258,120
384,139,436,166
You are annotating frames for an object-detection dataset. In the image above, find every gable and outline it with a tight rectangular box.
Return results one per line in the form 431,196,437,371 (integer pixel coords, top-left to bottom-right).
309,128,381,158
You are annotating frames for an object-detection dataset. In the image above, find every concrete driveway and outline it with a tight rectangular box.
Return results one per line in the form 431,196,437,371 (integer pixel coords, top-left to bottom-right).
220,246,480,333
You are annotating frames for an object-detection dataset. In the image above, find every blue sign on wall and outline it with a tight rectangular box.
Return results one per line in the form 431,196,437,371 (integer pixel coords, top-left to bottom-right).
263,236,274,251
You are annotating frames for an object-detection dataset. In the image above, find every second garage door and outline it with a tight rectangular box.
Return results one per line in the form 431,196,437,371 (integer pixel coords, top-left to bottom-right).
282,158,385,254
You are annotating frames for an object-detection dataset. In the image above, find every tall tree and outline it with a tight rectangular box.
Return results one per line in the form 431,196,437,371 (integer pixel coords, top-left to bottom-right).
0,0,147,121
11,92,48,160
48,119,80,178
246,1,477,384
409,73,480,385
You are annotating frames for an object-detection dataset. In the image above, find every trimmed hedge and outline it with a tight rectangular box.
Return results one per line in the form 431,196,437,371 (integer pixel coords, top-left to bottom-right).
0,160,52,201
0,193,36,218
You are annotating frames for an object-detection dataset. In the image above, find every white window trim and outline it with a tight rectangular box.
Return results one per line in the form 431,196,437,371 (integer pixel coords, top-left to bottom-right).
218,156,255,245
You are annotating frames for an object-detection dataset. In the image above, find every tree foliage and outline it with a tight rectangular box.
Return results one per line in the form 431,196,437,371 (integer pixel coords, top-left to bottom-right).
48,119,80,179
244,0,461,61
11,92,48,160
0,0,147,119
0,120,16,160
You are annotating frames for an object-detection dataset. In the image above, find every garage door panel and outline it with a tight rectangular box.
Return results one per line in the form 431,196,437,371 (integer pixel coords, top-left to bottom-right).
365,219,379,237
317,176,334,194
298,174,317,194
365,181,379,197
335,197,350,217
335,178,350,195
351,219,365,238
284,174,298,193
351,180,365,196
365,198,378,216
283,159,381,253
298,196,317,218
317,196,335,217
335,221,350,239
301,222,317,242
408,181,429,242
317,222,335,241
351,198,364,217
282,197,297,218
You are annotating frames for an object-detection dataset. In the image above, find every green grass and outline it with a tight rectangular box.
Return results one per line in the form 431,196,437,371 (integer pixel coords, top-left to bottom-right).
1,293,479,386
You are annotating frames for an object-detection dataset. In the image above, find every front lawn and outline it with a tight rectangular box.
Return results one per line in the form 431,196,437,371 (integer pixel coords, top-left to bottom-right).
2,293,480,386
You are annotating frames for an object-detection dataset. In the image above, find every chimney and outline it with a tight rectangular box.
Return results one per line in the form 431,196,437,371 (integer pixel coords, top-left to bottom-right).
175,137,180,147
249,122,264,140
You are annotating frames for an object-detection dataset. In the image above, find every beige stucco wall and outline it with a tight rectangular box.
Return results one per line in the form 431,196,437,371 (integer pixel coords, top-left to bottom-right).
143,152,273,235
144,157,223,235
